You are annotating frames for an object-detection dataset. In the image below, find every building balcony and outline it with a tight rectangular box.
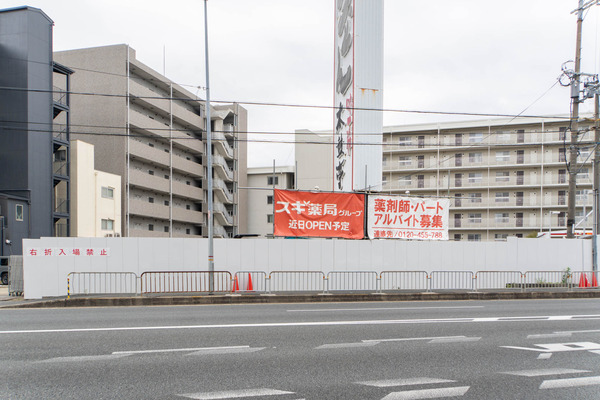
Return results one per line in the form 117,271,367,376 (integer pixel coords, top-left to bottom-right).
172,207,204,225
129,169,170,193
129,198,170,220
172,180,203,201
172,156,203,178
129,139,171,167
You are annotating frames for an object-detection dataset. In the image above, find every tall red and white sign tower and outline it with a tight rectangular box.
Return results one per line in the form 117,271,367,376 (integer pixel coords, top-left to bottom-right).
333,0,384,192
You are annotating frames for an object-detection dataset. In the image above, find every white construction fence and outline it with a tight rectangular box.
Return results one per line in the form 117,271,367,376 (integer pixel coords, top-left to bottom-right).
22,236,594,299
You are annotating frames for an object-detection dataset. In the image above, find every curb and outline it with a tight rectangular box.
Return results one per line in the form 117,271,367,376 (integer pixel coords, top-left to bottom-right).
2,290,600,309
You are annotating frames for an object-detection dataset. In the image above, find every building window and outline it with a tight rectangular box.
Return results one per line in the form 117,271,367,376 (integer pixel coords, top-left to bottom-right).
398,176,411,185
495,192,510,203
454,234,461,241
267,195,274,205
577,168,589,180
186,204,191,210
148,170,154,176
101,187,114,199
468,133,483,143
468,172,482,184
101,219,114,230
559,148,566,162
148,224,154,231
579,147,591,161
148,142,154,147
468,213,482,223
494,233,508,241
398,156,411,166
559,126,567,141
15,204,23,221
164,200,169,206
496,131,510,142
468,193,482,203
496,171,510,182
469,152,482,163
467,234,481,242
382,156,387,166
164,226,169,233
267,176,279,185
495,213,509,223
164,174,169,179
149,197,154,203
495,151,510,162
398,136,412,146
576,190,589,203
186,228,191,235
267,214,274,223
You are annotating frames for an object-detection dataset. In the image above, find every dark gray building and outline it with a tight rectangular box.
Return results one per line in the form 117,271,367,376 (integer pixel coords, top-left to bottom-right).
0,6,72,255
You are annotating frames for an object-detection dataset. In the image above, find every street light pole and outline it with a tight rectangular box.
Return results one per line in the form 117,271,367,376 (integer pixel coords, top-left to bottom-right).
203,0,214,293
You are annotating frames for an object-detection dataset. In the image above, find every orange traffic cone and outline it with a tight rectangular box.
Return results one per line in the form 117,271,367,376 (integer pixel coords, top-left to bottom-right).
247,273,253,291
233,275,239,292
592,273,598,288
579,273,589,288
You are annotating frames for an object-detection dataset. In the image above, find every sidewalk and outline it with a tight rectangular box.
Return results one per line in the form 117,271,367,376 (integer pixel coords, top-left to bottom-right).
1,289,600,309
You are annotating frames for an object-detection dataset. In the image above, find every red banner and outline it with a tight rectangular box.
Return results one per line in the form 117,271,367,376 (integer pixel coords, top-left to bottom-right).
273,190,365,239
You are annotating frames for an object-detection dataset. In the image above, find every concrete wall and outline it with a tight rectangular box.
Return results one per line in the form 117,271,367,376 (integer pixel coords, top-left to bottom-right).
23,237,592,299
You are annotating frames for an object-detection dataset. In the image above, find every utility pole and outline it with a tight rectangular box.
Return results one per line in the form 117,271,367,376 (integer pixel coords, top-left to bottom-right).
593,92,599,271
567,0,584,238
203,0,214,293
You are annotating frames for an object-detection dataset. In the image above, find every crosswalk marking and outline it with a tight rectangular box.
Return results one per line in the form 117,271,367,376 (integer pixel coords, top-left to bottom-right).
502,368,590,377
358,378,456,388
179,388,294,399
502,341,600,353
380,386,470,400
362,336,475,344
540,376,600,389
537,353,552,359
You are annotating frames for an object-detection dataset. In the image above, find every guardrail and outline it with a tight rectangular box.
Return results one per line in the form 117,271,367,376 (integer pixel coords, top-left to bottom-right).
67,272,138,296
268,271,325,293
63,269,599,297
140,271,232,294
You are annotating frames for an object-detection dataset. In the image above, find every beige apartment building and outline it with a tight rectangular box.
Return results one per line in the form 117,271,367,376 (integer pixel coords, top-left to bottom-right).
246,166,295,236
295,116,595,241
54,44,247,238
382,116,594,241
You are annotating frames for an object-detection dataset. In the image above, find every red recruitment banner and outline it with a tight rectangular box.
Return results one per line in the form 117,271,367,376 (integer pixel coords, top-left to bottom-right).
273,189,365,239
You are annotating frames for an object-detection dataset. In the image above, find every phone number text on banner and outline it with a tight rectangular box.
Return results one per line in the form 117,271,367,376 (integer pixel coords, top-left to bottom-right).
368,195,449,240
274,190,365,239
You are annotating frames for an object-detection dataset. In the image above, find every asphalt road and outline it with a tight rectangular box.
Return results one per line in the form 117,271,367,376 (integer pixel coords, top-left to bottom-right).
1,299,600,399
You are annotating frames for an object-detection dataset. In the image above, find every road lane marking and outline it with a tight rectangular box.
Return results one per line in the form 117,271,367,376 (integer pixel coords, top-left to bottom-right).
502,369,590,377
38,354,130,363
3,314,600,334
381,386,470,399
358,378,456,387
537,353,553,359
187,347,265,356
527,333,572,339
112,346,250,355
287,306,485,312
502,342,600,353
362,336,478,344
316,342,378,349
178,388,294,399
428,337,481,344
539,376,600,389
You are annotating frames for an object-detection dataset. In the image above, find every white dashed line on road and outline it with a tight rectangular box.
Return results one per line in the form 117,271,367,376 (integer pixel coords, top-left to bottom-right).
37,354,130,363
501,368,590,377
537,353,553,359
112,345,251,355
178,388,294,399
380,386,470,400
358,378,456,388
539,376,600,389
316,342,378,349
287,306,485,312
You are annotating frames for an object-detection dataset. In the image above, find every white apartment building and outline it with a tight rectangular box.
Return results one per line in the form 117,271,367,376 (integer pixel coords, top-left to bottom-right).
54,45,247,238
295,116,595,241
70,140,122,237
246,166,295,236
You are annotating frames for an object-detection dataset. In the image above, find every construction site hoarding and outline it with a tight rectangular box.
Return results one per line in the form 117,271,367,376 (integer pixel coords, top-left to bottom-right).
273,189,365,239
367,195,450,240
333,0,383,192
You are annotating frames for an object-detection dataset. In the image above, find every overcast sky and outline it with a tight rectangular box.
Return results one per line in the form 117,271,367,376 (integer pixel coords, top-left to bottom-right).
5,1,600,167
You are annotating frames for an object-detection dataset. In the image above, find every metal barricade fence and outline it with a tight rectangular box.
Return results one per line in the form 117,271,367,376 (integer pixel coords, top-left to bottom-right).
8,256,23,296
140,271,232,294
268,271,326,293
234,271,267,293
429,271,474,291
68,272,138,296
522,271,572,290
475,271,524,291
571,271,599,290
326,271,378,292
379,271,429,292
